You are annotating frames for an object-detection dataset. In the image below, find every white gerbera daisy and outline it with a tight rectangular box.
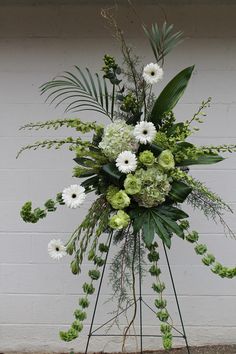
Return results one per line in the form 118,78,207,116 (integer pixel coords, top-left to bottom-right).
143,63,163,85
116,151,137,174
133,121,157,144
48,239,66,260
62,184,86,209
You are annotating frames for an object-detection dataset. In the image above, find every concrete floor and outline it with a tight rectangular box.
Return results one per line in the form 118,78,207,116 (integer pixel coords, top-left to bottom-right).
3,345,236,354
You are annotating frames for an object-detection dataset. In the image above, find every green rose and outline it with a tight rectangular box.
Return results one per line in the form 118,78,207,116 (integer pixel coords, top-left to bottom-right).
124,174,141,195
158,150,175,170
110,190,130,209
139,150,155,166
109,210,130,230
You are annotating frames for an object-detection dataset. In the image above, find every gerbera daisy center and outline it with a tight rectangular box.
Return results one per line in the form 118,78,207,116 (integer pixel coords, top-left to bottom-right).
72,193,77,198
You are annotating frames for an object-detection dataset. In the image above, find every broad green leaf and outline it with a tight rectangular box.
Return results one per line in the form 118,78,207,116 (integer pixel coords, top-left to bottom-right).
150,66,194,127
157,205,189,220
157,214,184,239
74,157,95,168
143,213,155,246
81,176,99,192
151,213,172,248
169,181,192,203
178,154,224,166
102,163,123,181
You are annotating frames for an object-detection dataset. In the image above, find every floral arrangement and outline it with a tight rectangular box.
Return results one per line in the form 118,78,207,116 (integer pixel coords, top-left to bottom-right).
18,12,236,351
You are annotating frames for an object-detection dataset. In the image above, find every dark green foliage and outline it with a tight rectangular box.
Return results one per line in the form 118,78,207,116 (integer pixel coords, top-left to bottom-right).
131,205,188,248
150,66,194,127
169,181,192,203
143,22,183,63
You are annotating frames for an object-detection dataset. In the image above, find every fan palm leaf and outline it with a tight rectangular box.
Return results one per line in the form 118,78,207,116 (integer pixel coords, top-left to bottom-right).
40,66,111,118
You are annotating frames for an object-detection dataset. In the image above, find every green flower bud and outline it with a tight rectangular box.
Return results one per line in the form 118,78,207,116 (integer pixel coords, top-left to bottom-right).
158,150,175,170
59,328,78,342
149,265,161,277
44,199,57,212
211,262,223,275
160,324,172,334
163,334,172,349
66,242,75,256
194,243,207,255
79,297,89,308
155,299,167,309
74,309,87,321
109,210,130,230
186,230,199,243
152,282,165,293
124,174,141,195
202,254,215,266
72,320,83,332
88,269,100,280
88,249,96,261
93,256,105,267
139,150,155,166
98,243,109,253
109,190,130,210
83,283,95,295
157,309,169,322
179,220,190,230
148,251,160,262
71,260,80,275
56,192,65,205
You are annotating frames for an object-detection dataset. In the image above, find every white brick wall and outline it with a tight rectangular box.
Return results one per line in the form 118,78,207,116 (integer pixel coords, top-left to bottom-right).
0,2,236,352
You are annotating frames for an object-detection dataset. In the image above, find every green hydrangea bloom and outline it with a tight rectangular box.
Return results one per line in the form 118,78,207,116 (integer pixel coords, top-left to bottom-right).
109,190,130,209
109,210,130,230
134,166,171,207
124,174,141,195
139,150,155,166
106,185,119,204
158,150,175,170
99,120,136,160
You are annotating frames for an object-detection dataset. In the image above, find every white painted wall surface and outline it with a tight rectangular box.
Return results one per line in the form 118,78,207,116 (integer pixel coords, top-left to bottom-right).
0,1,236,352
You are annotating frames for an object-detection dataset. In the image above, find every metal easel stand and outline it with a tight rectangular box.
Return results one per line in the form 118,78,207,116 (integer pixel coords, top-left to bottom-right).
84,234,191,354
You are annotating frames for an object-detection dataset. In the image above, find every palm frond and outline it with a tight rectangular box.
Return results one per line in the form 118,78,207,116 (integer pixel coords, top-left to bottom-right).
40,67,111,119
143,22,184,63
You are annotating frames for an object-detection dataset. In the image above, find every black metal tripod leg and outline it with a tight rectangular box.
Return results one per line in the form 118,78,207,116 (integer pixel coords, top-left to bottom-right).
163,242,191,354
138,234,143,354
84,232,113,354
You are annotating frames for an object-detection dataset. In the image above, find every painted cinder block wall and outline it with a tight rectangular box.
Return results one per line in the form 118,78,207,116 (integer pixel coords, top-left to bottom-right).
0,1,236,352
